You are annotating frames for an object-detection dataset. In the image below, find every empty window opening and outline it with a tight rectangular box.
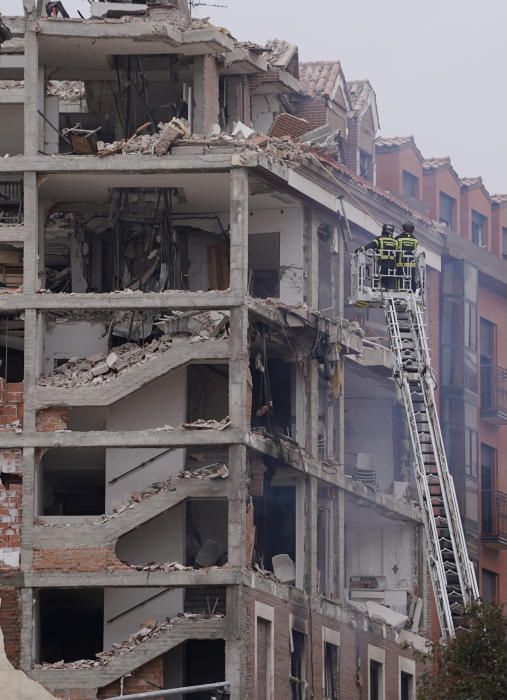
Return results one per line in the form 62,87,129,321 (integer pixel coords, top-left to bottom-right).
186,499,228,568
0,313,24,382
324,641,339,700
40,447,105,516
251,357,293,437
163,640,225,700
184,587,226,616
38,589,103,663
254,480,296,580
290,629,306,700
249,232,280,299
186,364,229,423
318,224,334,317
400,670,414,700
369,659,384,700
0,179,23,224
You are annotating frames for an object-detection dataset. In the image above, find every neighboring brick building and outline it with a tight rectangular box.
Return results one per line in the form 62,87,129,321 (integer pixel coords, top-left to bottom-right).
376,135,507,608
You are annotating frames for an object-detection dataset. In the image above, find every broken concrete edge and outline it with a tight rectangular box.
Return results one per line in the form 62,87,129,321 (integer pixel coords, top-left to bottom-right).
33,613,225,671
35,462,229,529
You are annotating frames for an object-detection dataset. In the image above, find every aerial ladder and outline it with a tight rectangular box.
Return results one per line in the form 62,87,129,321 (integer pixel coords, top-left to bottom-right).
350,247,479,639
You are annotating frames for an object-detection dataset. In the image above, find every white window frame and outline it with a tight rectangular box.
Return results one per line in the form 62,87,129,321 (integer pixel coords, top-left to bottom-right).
322,627,340,700
398,656,415,700
368,644,385,700
255,602,275,700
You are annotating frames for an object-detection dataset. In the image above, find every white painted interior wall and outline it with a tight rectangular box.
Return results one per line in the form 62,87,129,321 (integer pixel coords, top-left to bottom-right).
249,206,305,304
104,371,188,645
105,369,187,510
345,368,396,493
43,320,108,376
345,503,415,596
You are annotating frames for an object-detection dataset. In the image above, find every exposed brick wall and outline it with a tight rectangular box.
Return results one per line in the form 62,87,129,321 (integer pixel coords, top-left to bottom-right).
292,96,328,131
36,406,70,432
32,545,132,573
0,379,23,428
268,113,310,139
243,586,426,700
0,473,22,569
0,585,21,667
98,657,164,699
345,116,358,173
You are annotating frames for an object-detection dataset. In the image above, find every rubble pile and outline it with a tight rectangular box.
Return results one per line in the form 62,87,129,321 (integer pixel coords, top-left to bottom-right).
39,310,229,387
97,118,190,157
46,80,85,103
34,613,224,670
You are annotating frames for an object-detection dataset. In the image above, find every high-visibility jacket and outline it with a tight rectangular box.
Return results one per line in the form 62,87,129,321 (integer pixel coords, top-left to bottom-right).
375,235,398,261
395,234,418,267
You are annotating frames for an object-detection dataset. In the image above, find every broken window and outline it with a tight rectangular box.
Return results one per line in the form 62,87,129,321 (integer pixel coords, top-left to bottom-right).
439,191,455,231
359,150,373,181
37,589,103,663
186,365,229,423
324,641,339,700
0,313,24,382
40,447,105,516
290,629,306,700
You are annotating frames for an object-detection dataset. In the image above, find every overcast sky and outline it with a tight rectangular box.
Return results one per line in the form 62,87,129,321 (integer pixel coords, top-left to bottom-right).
3,0,507,193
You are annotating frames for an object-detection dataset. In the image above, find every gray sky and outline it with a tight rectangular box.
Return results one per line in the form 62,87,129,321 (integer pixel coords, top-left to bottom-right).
3,0,507,193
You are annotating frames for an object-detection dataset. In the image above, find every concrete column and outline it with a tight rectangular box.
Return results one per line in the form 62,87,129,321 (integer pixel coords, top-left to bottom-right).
23,309,37,432
225,585,244,699
20,587,34,671
192,55,220,137
304,476,318,595
23,173,39,296
303,206,319,308
24,28,41,157
229,168,249,294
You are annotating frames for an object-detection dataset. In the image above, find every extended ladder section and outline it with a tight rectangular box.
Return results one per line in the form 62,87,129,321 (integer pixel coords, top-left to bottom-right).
384,293,479,638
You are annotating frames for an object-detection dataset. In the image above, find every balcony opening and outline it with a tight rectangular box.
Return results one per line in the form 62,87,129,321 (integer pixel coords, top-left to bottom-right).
37,588,103,663
40,447,105,516
163,640,225,700
186,499,228,568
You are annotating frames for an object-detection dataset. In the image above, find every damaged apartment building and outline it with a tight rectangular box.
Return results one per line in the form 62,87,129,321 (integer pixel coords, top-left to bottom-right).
0,2,430,699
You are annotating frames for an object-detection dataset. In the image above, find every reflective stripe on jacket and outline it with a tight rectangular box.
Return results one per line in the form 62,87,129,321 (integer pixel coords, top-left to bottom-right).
376,236,398,261
396,236,418,267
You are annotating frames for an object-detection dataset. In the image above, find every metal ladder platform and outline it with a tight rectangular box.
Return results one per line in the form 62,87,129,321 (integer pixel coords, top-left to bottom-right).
350,251,479,638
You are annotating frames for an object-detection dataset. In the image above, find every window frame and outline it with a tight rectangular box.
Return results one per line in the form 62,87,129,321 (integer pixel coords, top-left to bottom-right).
322,628,341,700
439,191,456,230
399,657,415,700
471,209,487,247
402,170,419,199
255,602,275,700
368,645,385,700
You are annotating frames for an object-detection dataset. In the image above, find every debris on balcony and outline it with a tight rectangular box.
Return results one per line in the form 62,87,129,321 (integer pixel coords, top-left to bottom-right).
34,613,225,670
97,119,190,157
36,462,229,527
39,310,229,387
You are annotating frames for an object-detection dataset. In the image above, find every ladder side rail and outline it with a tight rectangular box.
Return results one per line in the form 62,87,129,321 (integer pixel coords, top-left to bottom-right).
409,294,480,603
384,297,455,637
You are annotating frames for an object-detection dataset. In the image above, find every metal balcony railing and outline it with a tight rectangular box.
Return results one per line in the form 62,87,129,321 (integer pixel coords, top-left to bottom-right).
481,489,507,547
480,364,507,423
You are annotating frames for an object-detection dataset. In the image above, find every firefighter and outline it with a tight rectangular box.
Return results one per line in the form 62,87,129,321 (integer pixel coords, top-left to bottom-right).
359,224,398,290
395,223,418,291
